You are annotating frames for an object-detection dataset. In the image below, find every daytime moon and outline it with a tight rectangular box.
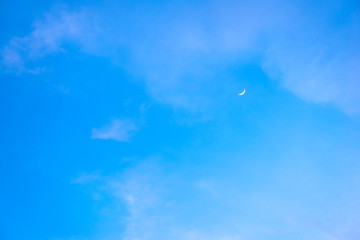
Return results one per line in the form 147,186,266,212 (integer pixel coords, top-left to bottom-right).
238,89,246,95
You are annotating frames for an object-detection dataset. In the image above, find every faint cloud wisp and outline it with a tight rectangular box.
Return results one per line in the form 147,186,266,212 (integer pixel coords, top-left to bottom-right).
0,5,101,73
91,119,137,142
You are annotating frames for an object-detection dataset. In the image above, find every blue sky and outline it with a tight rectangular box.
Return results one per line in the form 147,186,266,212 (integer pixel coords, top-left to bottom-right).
1,0,360,239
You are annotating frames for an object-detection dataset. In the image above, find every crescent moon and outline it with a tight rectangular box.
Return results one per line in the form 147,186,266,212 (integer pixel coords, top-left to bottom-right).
238,89,246,95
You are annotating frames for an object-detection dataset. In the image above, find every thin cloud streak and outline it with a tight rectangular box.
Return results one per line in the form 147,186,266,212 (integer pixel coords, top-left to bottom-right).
91,119,137,142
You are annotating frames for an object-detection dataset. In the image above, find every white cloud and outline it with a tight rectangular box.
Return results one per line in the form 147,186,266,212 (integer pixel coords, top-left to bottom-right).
1,5,102,73
70,154,360,240
262,7,360,114
2,1,360,114
91,119,137,142
72,160,247,240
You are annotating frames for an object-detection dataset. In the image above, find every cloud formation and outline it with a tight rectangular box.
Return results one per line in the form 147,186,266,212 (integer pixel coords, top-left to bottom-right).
91,119,137,142
1,1,360,114
0,5,101,73
72,156,360,240
72,160,246,240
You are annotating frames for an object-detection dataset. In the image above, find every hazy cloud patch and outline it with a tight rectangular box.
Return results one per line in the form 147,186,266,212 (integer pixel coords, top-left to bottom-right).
91,119,137,142
1,5,102,73
2,1,360,114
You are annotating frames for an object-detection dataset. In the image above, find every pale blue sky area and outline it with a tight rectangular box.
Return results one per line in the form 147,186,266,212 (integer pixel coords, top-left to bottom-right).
1,0,360,240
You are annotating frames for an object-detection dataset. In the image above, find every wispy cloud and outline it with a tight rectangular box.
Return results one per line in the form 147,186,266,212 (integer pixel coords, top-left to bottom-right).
262,4,360,114
1,5,101,73
71,155,360,240
72,159,246,240
2,1,360,114
91,119,137,142
72,159,165,240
